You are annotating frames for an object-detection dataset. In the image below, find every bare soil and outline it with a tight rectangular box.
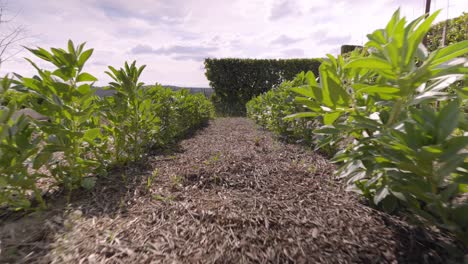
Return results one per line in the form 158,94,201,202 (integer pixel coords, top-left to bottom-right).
0,118,465,263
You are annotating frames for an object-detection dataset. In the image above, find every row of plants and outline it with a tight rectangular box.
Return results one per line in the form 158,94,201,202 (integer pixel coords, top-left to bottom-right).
246,73,337,156
0,41,214,210
247,10,468,245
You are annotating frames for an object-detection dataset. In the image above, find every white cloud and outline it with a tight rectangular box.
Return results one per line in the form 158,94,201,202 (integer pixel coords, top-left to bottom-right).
271,35,304,46
0,0,466,87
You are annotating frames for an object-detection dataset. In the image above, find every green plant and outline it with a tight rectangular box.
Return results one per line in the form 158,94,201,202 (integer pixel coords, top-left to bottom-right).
246,72,318,144
103,61,159,164
288,10,468,244
0,76,45,209
170,174,183,188
14,40,103,198
147,169,159,190
0,40,214,211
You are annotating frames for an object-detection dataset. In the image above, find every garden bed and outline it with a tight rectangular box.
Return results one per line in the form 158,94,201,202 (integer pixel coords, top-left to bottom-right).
0,118,465,263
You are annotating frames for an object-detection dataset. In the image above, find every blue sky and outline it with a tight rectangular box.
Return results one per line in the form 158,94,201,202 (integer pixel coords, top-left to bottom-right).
0,0,466,87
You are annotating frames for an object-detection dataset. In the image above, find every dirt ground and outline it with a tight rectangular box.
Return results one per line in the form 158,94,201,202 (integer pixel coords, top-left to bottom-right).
0,118,465,263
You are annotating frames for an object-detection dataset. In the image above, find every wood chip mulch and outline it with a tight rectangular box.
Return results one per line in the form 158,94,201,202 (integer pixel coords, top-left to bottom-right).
0,117,466,264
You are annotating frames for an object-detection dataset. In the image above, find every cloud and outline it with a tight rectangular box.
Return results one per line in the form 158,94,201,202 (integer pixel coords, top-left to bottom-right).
271,35,303,46
130,44,217,61
173,55,209,62
131,44,154,54
317,35,352,46
153,45,218,55
269,0,299,21
282,48,305,57
92,0,192,25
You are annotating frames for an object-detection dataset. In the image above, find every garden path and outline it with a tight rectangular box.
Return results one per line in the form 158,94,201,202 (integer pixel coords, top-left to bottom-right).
0,118,459,263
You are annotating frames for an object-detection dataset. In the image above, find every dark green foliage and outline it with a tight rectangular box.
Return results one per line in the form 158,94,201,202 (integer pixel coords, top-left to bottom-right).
340,45,363,55
204,58,321,115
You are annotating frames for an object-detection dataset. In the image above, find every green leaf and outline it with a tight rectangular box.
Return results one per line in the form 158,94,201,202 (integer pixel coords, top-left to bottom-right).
291,87,315,98
405,10,440,65
430,40,468,66
284,112,317,120
33,151,52,170
83,128,101,142
436,101,459,143
295,97,320,111
77,49,93,68
67,40,76,57
355,85,400,95
76,73,97,82
323,112,341,125
314,125,341,134
345,57,393,70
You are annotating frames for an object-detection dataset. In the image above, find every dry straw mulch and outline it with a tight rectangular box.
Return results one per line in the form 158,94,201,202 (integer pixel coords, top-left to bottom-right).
0,118,465,263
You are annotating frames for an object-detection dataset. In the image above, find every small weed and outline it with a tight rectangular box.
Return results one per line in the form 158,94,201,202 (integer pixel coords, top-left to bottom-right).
254,137,261,146
203,152,221,165
146,169,159,190
307,165,317,174
170,175,183,187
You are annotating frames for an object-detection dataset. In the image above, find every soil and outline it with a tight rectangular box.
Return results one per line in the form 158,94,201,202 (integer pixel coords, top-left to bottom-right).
0,118,466,263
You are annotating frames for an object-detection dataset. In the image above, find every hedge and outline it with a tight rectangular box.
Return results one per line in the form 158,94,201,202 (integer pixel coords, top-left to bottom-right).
426,12,467,52
204,58,321,115
340,45,362,54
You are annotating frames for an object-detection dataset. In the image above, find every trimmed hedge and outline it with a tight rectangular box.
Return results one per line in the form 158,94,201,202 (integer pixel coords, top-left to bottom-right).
340,45,362,54
426,12,467,52
204,58,321,115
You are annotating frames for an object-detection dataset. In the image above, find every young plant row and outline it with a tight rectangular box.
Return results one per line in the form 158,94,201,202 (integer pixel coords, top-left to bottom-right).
248,10,468,245
0,41,214,210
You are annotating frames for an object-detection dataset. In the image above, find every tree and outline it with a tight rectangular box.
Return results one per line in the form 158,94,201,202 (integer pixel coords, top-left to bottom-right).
0,2,26,67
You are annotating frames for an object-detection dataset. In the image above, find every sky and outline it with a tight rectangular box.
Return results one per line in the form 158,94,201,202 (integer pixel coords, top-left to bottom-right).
0,0,466,87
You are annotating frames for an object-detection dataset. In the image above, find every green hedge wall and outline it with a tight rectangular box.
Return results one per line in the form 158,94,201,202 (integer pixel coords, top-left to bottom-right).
204,58,321,115
340,45,362,54
426,12,467,52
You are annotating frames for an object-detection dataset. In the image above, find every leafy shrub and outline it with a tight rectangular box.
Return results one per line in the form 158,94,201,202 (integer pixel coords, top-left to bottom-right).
13,41,103,196
102,61,158,164
287,10,468,244
0,77,45,209
247,72,318,144
0,41,214,210
144,85,214,145
204,58,321,115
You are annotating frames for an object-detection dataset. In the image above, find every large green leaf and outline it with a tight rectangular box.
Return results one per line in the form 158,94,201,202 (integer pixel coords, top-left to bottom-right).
430,40,468,66
76,73,98,82
345,57,393,70
78,49,93,68
436,101,459,143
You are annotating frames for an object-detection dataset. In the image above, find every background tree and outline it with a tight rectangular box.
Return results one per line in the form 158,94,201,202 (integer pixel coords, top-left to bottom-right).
0,1,26,67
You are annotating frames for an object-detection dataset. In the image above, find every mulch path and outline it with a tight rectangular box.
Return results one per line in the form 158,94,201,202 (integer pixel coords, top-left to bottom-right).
0,118,465,263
